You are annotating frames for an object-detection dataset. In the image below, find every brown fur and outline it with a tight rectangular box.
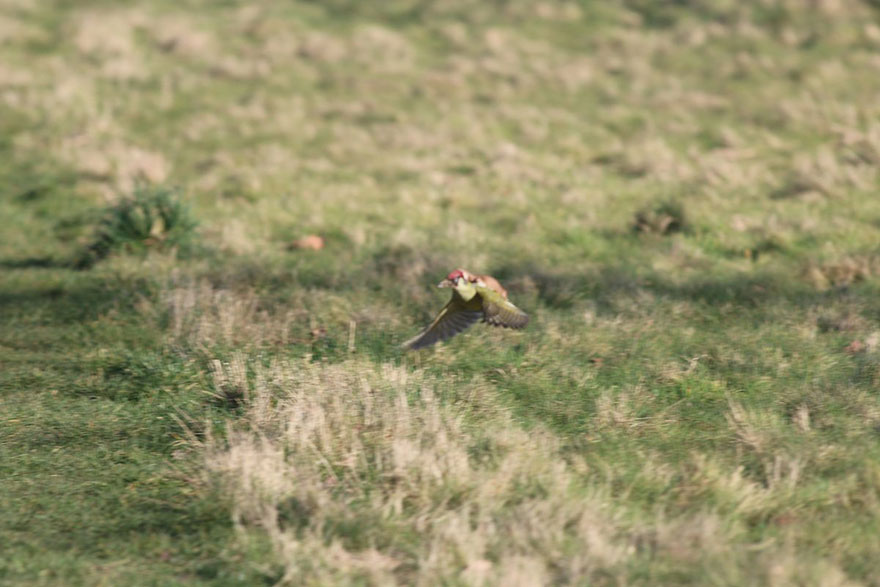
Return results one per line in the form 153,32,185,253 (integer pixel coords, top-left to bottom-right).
457,268,508,299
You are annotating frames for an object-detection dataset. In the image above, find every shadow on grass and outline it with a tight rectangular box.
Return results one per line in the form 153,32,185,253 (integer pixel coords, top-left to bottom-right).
0,277,152,326
0,256,71,269
496,260,877,319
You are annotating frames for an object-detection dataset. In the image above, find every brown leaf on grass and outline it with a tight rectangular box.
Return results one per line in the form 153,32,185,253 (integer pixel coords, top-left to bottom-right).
844,340,865,354
288,234,325,251
772,512,798,527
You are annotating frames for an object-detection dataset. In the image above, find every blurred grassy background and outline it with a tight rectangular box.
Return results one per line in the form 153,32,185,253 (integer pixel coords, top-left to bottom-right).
2,0,880,584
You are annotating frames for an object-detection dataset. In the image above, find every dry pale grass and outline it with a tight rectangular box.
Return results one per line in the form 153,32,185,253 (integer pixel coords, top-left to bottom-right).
804,255,879,290
160,276,298,349
205,357,633,585
151,272,410,354
199,352,862,586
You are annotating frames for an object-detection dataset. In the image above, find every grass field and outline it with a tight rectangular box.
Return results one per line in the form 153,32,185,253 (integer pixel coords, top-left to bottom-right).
3,0,880,584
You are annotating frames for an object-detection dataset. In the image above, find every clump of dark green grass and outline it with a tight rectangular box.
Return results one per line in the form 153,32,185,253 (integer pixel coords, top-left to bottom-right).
632,200,687,235
75,185,197,269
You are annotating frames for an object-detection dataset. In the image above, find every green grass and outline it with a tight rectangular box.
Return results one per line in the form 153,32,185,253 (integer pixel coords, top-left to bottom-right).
0,270,277,585
2,0,880,584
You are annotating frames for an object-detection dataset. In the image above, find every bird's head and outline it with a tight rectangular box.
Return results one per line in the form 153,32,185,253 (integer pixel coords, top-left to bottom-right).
438,269,466,288
437,269,477,301
438,269,477,300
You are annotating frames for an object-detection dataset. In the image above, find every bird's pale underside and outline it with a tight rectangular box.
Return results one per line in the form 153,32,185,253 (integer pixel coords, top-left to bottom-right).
403,269,529,350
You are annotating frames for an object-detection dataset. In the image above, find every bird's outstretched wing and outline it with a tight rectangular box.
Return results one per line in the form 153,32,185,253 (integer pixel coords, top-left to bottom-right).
476,285,529,329
402,299,483,350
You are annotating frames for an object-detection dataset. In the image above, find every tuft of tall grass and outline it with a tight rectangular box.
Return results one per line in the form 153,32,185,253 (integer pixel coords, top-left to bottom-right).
75,185,197,269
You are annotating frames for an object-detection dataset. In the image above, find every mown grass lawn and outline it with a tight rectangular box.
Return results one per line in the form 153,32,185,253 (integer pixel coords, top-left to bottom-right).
2,0,880,584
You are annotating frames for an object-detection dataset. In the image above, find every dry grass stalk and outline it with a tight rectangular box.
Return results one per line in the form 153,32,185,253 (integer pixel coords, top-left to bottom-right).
161,278,296,348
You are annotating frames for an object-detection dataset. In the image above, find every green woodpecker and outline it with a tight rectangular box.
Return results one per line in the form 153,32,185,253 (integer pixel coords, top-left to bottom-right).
403,269,529,350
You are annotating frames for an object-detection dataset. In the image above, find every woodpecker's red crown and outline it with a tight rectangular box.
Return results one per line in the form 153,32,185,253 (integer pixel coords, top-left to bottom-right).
447,269,465,282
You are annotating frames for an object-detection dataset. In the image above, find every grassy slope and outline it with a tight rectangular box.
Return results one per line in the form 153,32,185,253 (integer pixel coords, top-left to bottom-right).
2,0,880,584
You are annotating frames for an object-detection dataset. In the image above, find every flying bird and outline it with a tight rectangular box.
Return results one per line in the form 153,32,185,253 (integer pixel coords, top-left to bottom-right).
403,269,529,350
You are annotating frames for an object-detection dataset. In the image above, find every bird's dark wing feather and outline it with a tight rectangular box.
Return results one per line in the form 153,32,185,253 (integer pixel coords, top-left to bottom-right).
476,285,529,329
403,299,482,350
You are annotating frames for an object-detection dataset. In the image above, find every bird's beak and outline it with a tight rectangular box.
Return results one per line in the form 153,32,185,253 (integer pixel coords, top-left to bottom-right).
437,279,453,288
